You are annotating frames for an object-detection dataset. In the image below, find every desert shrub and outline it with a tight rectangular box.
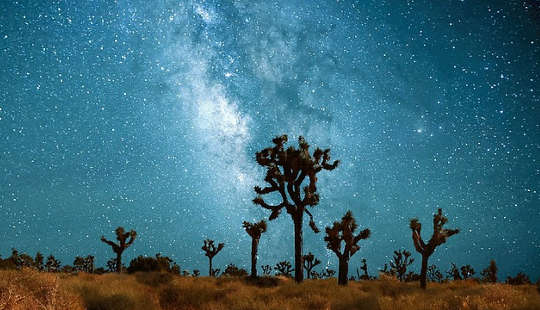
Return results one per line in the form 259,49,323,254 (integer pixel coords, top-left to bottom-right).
222,263,248,277
244,275,280,287
128,254,177,273
506,272,531,285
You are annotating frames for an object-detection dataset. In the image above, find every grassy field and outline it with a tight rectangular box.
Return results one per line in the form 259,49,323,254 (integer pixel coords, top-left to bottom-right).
1,269,539,310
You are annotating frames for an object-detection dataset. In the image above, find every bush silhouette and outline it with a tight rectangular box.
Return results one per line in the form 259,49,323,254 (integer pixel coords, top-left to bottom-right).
100,227,136,273
127,253,177,273
253,135,339,283
324,210,370,285
222,263,248,277
410,208,459,289
261,264,272,276
506,272,531,285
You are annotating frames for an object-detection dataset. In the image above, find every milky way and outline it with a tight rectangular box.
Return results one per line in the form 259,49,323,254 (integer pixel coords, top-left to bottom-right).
1,1,539,279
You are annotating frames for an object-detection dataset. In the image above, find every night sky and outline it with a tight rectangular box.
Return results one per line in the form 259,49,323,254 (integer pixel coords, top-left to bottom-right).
1,1,539,280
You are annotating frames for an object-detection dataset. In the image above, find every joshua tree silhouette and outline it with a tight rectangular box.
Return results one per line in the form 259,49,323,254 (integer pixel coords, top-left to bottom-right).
202,239,224,277
302,252,321,279
253,135,339,283
243,220,267,277
100,227,137,273
481,260,497,283
274,260,294,277
389,249,415,282
410,208,459,289
324,210,370,285
261,264,272,276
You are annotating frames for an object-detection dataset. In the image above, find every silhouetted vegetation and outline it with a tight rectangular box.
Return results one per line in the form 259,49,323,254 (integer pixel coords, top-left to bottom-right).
45,255,61,272
302,252,321,279
274,260,293,277
427,265,444,283
201,239,224,277
410,208,460,289
460,264,476,280
73,255,95,273
506,272,531,285
324,210,370,285
242,220,267,277
357,258,371,280
100,226,137,273
447,263,462,280
253,135,339,283
389,249,414,282
222,263,248,277
127,253,179,274
481,260,498,283
261,264,272,276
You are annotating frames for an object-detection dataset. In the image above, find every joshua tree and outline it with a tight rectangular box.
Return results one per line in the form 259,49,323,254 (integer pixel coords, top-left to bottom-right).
358,258,370,280
460,264,475,279
447,263,462,280
101,227,137,273
274,260,294,277
427,265,444,283
253,135,339,283
202,239,224,277
261,264,272,276
410,208,459,289
193,270,200,277
45,255,61,272
322,268,336,278
480,260,497,283
302,252,321,279
506,272,531,285
34,252,44,271
243,220,267,277
324,210,370,285
389,249,415,282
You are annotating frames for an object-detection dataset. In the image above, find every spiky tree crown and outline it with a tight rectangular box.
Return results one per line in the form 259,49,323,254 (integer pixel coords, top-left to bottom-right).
410,208,459,256
242,220,267,239
253,135,339,232
324,210,370,260
202,239,225,258
101,226,137,253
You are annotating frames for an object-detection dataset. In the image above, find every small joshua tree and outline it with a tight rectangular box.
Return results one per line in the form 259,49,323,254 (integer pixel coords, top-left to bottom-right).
253,135,339,283
302,252,321,279
261,264,272,276
322,268,336,278
324,210,370,285
101,227,136,273
410,208,459,289
34,252,44,271
460,264,475,279
389,249,415,282
243,220,267,277
427,265,444,283
45,255,61,272
193,270,200,277
480,260,497,283
274,260,294,277
202,239,224,277
358,258,370,280
447,263,462,280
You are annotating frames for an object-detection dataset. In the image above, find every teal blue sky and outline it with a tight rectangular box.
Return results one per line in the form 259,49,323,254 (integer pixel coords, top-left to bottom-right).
1,0,539,279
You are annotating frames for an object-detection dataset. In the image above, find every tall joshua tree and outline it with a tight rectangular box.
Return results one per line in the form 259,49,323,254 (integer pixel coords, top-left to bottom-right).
303,252,321,279
202,239,224,277
243,220,267,277
410,208,459,289
101,227,137,273
324,210,370,285
481,260,497,283
253,135,339,283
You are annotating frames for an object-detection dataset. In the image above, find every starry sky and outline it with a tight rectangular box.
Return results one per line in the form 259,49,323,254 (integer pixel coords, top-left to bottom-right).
1,0,539,279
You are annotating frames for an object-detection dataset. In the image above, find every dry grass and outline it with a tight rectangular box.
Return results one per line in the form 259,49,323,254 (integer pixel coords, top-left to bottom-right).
0,269,539,310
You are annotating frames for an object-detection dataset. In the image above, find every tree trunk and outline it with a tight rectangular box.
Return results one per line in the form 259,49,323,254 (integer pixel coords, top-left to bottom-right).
293,214,304,283
420,254,429,289
306,266,311,279
116,252,122,273
338,257,349,285
251,238,259,278
209,257,213,277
